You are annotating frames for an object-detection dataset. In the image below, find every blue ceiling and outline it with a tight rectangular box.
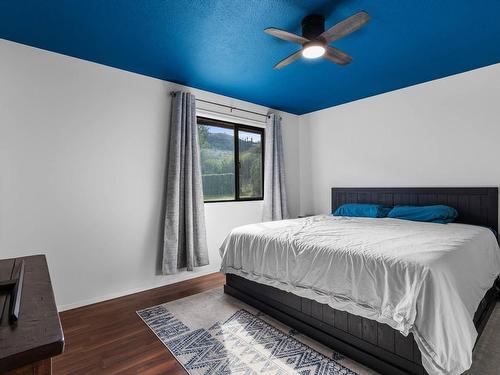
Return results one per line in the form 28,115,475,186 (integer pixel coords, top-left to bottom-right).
1,1,500,115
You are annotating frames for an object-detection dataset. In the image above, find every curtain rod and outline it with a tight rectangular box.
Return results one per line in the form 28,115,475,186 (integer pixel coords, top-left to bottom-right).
170,91,273,119
197,107,267,125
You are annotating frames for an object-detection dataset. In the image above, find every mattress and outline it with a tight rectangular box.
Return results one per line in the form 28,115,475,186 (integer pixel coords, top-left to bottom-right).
219,215,500,375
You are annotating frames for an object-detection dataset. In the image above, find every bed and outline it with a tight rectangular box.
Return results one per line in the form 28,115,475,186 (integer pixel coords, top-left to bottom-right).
221,187,500,375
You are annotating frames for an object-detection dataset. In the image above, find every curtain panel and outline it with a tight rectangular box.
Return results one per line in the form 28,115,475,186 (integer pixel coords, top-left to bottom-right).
162,91,209,274
263,113,289,221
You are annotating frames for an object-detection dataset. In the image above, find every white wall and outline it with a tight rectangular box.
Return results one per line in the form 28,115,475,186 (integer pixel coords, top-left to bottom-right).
0,39,300,310
3,36,497,311
299,63,500,215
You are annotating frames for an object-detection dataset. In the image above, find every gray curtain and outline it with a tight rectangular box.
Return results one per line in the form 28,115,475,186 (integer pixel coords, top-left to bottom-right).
263,113,289,221
162,91,209,274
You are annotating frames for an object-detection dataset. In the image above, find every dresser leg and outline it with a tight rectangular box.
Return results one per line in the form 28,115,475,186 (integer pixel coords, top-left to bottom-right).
34,358,51,375
4,358,52,375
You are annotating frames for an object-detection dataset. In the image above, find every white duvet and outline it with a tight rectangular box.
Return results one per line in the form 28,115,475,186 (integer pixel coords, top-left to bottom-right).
219,215,500,375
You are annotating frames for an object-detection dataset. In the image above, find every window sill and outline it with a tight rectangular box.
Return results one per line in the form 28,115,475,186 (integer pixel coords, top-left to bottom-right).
204,198,263,204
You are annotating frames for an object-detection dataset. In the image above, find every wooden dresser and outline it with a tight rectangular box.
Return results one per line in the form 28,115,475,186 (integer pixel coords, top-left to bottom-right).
0,255,64,374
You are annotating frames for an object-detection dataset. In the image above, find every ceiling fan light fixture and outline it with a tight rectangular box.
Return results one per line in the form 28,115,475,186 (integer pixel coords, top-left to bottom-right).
265,11,369,68
302,43,325,59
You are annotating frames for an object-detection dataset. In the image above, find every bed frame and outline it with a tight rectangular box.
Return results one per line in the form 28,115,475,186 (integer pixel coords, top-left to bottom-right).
224,187,500,375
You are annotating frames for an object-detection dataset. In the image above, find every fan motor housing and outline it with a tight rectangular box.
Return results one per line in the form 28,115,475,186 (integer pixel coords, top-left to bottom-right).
301,14,325,40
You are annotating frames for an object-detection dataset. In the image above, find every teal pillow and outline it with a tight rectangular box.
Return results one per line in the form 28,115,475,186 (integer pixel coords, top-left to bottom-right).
387,205,458,224
333,204,391,218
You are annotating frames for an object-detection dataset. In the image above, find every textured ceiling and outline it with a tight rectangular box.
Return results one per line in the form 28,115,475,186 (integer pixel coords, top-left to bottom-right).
1,1,499,114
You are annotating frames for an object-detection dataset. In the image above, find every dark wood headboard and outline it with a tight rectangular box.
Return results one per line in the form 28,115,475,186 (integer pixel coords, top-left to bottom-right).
331,187,498,235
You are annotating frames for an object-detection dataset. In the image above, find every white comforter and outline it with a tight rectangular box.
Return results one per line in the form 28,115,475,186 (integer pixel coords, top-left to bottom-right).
219,215,500,375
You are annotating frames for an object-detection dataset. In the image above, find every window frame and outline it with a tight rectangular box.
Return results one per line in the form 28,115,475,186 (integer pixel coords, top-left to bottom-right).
197,116,265,203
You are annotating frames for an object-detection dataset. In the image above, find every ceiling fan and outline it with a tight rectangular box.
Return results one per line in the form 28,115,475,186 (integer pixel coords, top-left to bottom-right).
265,11,370,69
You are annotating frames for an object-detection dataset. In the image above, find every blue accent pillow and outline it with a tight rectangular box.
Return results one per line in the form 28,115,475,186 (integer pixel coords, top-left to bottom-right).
387,205,458,224
333,204,391,218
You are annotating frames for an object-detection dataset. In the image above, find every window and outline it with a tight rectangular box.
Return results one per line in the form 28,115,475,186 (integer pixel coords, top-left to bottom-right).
197,117,264,202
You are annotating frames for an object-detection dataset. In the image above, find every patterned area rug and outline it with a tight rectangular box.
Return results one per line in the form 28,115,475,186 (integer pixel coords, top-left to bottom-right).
139,288,500,374
137,288,374,375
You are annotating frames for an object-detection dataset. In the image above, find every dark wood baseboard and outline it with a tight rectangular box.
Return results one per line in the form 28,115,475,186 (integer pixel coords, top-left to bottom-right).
53,272,225,375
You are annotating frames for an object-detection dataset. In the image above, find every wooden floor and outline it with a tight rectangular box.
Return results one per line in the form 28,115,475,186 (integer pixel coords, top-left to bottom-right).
53,272,225,375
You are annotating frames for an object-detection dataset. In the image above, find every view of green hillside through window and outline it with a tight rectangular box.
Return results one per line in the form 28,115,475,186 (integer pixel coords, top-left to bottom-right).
198,124,235,201
238,130,262,198
198,120,263,201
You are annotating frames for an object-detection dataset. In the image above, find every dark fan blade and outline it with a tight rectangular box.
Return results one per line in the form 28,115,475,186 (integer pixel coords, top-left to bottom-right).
265,28,309,44
324,46,352,65
320,11,370,43
274,49,303,69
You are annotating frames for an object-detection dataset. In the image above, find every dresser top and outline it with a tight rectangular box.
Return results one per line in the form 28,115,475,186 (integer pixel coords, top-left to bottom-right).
0,255,64,372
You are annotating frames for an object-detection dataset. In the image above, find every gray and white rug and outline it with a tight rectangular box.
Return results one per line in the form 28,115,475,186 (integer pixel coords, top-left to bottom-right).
137,288,374,374
138,288,500,375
